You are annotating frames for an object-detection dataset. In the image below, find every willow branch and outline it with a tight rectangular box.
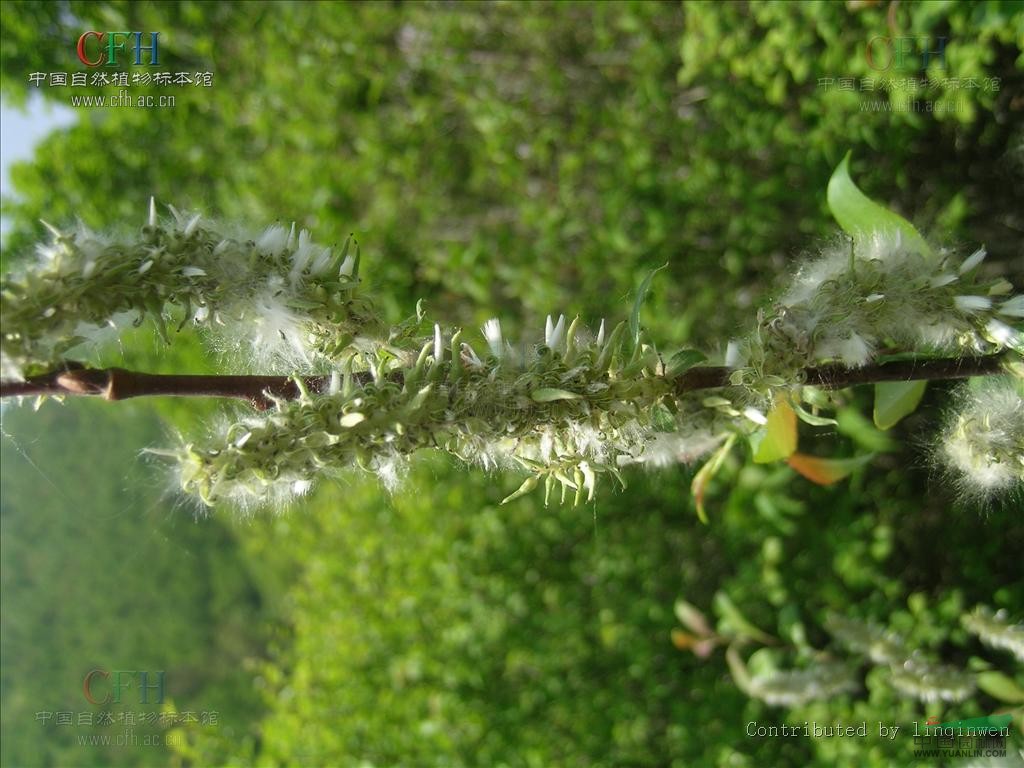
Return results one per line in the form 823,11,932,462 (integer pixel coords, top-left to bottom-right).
671,354,1010,393
0,355,1009,410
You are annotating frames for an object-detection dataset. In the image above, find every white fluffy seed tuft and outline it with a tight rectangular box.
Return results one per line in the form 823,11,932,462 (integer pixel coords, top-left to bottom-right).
938,377,1024,502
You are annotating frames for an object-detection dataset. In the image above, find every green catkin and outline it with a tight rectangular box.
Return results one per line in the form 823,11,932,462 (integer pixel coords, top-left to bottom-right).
2,207,1021,509
177,322,683,507
732,233,1022,395
0,203,377,378
733,607,1017,709
962,606,1024,662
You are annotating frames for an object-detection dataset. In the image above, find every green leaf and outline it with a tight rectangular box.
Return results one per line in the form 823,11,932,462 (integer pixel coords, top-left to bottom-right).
651,404,676,432
53,335,90,355
976,671,1024,704
827,151,930,255
725,645,754,695
792,401,838,427
787,452,874,485
800,386,833,409
714,592,775,644
629,263,668,348
531,388,581,402
836,407,897,453
873,380,927,430
674,599,713,637
691,434,736,524
753,400,798,463
666,348,708,377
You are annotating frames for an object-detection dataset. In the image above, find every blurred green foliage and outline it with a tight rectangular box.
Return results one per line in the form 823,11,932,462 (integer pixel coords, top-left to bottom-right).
0,401,266,767
1,2,1022,766
169,446,1023,767
2,1,1022,336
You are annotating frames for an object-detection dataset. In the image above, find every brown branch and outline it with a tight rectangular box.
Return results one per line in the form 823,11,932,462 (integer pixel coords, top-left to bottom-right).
0,367,375,410
672,354,1009,393
0,355,1009,409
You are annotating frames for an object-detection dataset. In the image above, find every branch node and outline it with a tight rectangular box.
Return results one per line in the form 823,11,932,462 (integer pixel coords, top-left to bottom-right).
54,369,110,396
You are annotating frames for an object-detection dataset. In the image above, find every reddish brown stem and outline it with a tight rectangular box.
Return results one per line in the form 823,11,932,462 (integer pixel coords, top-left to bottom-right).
0,355,1009,409
672,354,1009,393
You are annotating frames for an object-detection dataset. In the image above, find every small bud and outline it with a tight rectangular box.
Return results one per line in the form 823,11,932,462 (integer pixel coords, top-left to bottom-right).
183,214,202,237
742,407,768,425
999,295,1024,318
953,295,992,313
929,273,958,288
434,324,444,362
545,314,566,350
958,246,986,275
482,318,504,359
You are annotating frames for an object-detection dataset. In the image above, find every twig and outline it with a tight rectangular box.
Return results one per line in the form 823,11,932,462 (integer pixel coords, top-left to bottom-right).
0,355,1009,409
672,354,1009,393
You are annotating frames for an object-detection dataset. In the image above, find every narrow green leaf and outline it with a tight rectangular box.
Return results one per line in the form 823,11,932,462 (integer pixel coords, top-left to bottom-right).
836,407,897,453
976,671,1024,704
666,349,708,377
714,592,775,644
725,645,754,695
873,380,927,430
674,600,713,637
691,434,736,524
629,263,668,348
531,388,581,402
827,151,930,255
792,401,838,427
753,400,798,464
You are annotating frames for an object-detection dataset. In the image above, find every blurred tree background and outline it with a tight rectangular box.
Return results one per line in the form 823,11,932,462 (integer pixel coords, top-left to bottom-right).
1,1,1021,766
